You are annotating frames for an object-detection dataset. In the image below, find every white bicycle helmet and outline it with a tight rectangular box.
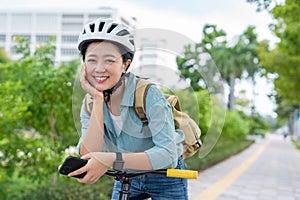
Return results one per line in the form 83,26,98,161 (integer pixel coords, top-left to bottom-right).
77,18,135,54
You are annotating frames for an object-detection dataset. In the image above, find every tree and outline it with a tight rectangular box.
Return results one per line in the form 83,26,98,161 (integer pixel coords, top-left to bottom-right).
257,0,300,122
177,24,260,110
236,26,261,116
246,0,274,11
176,24,227,92
0,37,80,182
5,37,79,143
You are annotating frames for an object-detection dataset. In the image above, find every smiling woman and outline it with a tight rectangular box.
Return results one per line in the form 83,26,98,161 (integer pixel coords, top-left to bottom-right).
65,17,190,200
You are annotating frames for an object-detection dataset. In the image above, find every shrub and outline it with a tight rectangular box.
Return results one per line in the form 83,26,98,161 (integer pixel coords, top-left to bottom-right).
185,137,254,170
2,175,114,200
221,111,250,140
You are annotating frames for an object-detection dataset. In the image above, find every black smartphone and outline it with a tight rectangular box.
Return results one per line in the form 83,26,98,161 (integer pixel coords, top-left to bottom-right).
59,156,88,178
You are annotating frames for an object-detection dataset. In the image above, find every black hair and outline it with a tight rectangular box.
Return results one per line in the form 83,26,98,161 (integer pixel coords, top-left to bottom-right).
80,40,134,69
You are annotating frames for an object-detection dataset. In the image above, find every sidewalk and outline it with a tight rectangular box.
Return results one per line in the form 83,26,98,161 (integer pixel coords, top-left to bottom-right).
188,134,300,200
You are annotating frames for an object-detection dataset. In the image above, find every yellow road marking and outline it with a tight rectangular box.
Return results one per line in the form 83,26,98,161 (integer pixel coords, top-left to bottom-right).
193,139,270,200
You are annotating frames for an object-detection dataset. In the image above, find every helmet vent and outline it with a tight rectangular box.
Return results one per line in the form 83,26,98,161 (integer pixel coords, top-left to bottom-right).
107,23,118,33
116,29,130,36
82,29,86,34
98,22,105,32
130,40,134,46
89,23,95,32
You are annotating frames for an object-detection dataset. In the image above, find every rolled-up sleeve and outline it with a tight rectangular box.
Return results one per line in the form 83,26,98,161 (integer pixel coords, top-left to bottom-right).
144,86,184,169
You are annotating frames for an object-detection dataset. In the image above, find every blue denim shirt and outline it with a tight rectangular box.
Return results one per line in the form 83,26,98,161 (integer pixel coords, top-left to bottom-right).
77,72,184,169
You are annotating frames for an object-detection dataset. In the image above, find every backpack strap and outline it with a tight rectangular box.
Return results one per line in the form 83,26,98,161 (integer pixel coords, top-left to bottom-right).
134,78,154,125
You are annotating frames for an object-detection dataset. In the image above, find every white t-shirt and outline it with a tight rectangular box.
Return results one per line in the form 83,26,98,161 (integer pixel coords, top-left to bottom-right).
109,112,123,136
108,77,127,136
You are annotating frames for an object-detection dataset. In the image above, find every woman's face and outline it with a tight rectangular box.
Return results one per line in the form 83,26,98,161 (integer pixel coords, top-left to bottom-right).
84,41,128,91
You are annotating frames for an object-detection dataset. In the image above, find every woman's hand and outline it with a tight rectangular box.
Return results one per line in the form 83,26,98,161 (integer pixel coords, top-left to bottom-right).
80,64,103,99
68,152,109,184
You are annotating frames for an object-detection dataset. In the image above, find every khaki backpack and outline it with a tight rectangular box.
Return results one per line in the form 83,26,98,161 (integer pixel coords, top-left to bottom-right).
84,78,202,159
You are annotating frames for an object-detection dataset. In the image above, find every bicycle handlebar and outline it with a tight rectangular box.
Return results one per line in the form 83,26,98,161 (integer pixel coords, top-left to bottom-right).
166,168,198,179
105,168,198,179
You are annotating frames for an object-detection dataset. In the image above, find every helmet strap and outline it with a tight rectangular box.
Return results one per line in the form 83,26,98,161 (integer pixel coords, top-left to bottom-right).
103,73,126,102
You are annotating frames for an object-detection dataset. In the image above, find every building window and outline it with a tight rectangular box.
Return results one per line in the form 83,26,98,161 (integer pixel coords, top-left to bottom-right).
0,14,7,30
36,14,58,31
62,35,78,44
62,22,83,32
62,14,83,20
11,35,31,42
88,14,111,21
10,46,19,55
61,48,79,56
140,54,158,60
36,35,55,43
11,13,32,32
0,35,6,42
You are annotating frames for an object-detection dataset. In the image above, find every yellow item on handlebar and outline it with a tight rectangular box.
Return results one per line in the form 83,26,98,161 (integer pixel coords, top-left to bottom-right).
166,169,198,179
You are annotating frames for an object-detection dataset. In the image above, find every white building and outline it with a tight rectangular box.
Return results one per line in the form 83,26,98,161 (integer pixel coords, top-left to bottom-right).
0,6,186,89
131,38,186,89
131,29,189,89
0,7,136,64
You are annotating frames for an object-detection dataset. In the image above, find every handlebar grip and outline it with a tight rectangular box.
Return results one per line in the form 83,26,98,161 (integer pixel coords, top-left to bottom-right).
166,169,198,179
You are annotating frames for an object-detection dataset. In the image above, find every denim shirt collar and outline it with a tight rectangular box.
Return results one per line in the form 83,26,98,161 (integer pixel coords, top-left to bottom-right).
120,72,137,107
103,72,138,136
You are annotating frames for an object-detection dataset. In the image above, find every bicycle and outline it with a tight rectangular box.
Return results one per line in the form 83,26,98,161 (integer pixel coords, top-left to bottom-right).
59,156,198,199
105,168,198,200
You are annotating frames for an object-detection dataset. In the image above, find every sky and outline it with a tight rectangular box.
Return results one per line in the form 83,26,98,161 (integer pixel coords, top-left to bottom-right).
1,0,278,43
0,0,278,116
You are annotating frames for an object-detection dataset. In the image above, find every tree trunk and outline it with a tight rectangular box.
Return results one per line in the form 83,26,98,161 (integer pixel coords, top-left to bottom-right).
48,114,57,140
228,73,236,110
251,75,256,117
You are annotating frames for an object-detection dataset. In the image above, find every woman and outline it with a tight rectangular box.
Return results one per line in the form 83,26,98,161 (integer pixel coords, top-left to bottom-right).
68,18,188,200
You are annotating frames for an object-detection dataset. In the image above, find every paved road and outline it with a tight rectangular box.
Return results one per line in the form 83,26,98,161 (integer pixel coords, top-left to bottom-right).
188,134,300,200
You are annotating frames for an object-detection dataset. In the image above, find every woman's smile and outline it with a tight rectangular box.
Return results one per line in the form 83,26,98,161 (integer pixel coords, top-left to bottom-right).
94,76,109,84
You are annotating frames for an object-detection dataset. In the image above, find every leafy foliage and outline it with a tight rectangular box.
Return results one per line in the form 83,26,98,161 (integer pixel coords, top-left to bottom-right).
1,132,65,180
176,24,227,92
257,0,300,121
175,89,212,136
246,0,274,12
222,111,251,140
1,37,80,144
0,48,10,64
2,175,113,200
177,24,260,110
0,37,81,189
185,137,254,170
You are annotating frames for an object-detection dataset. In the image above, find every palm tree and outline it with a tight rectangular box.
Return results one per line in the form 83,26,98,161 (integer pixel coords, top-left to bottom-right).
177,24,260,111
